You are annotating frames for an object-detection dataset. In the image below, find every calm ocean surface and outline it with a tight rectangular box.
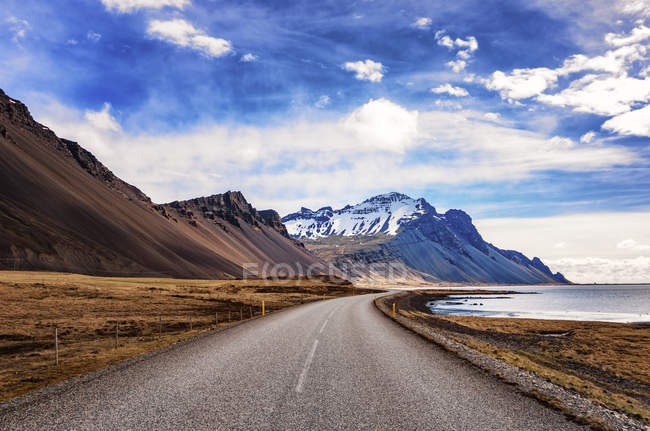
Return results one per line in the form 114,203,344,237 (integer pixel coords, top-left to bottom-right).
425,285,650,323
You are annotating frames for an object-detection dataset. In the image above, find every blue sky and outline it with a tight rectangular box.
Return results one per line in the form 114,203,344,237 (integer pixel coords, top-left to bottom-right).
2,0,650,281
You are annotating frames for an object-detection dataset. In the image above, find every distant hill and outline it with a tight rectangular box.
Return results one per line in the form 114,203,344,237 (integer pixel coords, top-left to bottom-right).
0,88,321,279
283,192,570,284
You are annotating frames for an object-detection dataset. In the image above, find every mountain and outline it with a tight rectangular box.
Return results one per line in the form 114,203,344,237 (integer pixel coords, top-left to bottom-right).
283,192,570,284
0,88,321,279
282,193,433,237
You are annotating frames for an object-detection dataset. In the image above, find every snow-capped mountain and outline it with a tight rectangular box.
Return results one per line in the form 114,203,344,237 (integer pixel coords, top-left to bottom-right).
282,192,570,284
283,192,435,238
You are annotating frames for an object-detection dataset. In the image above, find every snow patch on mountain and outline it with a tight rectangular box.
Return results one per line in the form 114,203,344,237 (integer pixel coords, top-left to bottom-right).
283,192,435,238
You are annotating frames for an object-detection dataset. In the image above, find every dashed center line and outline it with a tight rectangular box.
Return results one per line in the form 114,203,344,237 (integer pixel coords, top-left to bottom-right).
319,319,329,334
295,308,338,394
295,339,319,393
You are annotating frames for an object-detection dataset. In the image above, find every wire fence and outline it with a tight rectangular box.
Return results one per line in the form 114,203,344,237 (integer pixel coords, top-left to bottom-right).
10,304,274,370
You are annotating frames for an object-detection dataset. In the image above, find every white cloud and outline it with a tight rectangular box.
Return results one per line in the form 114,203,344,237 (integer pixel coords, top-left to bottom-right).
34,97,637,217
602,104,650,136
343,98,419,152
413,17,432,29
343,59,384,82
463,74,476,83
485,67,558,99
435,31,478,51
147,19,232,58
605,24,650,46
456,50,471,60
483,25,650,135
434,31,454,48
101,0,190,13
6,16,29,42
87,31,102,42
315,95,330,108
641,65,650,77
434,100,462,109
446,59,467,73
484,112,500,121
580,131,596,143
618,0,650,17
536,74,650,116
84,103,121,132
431,84,469,97
240,53,258,62
546,256,650,284
484,36,648,104
617,239,650,250
435,30,479,73
455,36,478,52
476,212,650,283
67,39,79,45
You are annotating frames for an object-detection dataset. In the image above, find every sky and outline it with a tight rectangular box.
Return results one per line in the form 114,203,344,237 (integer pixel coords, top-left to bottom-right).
1,0,650,283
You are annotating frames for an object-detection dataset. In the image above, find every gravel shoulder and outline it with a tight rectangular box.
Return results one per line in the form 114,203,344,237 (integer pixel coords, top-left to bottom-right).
376,290,649,431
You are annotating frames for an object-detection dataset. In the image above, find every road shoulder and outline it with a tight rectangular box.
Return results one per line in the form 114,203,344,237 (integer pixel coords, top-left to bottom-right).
375,292,646,431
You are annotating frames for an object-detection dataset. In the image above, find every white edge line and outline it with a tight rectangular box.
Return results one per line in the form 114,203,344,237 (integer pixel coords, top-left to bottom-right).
295,339,319,393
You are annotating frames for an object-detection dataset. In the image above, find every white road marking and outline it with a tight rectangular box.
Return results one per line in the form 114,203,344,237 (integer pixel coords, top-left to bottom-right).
319,319,328,334
295,339,319,393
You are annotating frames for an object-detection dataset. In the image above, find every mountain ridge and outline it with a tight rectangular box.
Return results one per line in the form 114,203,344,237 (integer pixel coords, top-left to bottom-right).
283,193,570,284
0,88,320,279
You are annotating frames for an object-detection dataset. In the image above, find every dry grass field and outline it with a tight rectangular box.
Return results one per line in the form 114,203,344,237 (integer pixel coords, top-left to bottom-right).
393,290,650,425
0,271,366,403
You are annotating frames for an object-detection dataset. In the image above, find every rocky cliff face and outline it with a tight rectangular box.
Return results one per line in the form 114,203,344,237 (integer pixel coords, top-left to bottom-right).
161,192,293,239
284,193,570,284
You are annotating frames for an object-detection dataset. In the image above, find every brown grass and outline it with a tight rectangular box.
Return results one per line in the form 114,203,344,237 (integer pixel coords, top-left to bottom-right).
0,270,366,403
393,290,650,424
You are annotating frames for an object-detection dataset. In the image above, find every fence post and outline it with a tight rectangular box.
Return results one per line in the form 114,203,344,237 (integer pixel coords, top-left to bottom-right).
54,327,59,366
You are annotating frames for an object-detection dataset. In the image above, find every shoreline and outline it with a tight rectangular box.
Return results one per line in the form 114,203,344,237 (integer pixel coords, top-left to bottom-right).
376,290,649,430
425,292,650,325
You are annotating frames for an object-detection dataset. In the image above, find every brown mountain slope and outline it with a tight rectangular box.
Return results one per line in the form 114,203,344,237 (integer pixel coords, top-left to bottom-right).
0,89,322,278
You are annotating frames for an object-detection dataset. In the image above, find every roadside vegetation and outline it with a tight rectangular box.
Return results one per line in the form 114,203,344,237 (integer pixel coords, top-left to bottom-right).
0,271,365,402
386,290,650,425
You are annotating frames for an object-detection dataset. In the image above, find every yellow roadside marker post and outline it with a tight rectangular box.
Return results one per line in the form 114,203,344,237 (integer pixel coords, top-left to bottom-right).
392,303,396,319
262,301,265,316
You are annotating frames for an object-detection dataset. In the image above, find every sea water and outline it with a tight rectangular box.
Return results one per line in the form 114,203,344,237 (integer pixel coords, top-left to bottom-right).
425,285,650,323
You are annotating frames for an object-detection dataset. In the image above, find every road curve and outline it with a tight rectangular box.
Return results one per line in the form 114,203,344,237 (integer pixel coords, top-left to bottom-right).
0,294,585,430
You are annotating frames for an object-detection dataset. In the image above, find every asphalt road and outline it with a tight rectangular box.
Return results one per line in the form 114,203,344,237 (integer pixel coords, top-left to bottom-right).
0,294,586,430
